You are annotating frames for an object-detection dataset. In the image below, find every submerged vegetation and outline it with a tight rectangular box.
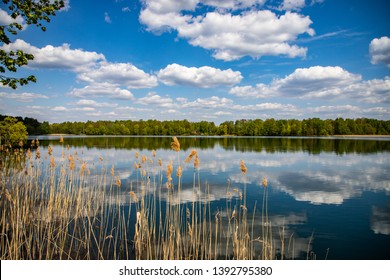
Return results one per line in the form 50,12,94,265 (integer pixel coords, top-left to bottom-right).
0,136,307,260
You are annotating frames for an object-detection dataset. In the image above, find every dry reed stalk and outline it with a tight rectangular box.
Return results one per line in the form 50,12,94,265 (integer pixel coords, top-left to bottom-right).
171,137,180,152
0,145,130,260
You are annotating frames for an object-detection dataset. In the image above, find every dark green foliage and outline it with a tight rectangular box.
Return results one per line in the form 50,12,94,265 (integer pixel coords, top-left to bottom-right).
48,117,390,136
1,114,388,136
0,116,28,146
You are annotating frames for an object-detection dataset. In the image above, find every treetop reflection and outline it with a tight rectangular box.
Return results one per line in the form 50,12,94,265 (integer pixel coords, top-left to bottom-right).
35,136,390,155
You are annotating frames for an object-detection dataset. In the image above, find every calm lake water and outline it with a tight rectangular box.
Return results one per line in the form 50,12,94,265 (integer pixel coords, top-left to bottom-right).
35,136,390,260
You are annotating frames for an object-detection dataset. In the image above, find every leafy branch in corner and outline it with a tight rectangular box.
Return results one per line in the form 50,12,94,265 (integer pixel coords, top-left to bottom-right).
0,0,65,89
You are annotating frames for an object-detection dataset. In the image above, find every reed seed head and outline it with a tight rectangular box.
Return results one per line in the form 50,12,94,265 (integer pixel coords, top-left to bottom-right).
35,147,41,159
166,161,173,181
263,177,268,188
240,160,247,174
59,135,64,143
4,189,12,203
50,156,56,168
68,154,75,171
115,176,121,187
48,145,53,156
194,155,199,169
171,137,180,152
185,150,197,163
185,149,200,169
80,162,87,175
176,165,182,177
129,191,138,202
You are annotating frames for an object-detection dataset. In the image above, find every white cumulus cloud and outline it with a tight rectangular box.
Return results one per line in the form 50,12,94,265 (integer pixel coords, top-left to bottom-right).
136,92,174,108
229,83,273,98
369,36,390,68
77,62,158,89
274,66,361,98
230,66,362,99
73,99,118,108
157,63,242,87
69,83,135,100
0,39,105,71
182,96,234,109
202,0,266,10
281,0,306,11
139,0,314,61
51,106,67,111
0,92,48,102
347,76,390,104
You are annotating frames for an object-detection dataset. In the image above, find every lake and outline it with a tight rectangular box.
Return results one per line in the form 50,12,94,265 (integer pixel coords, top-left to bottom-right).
34,135,390,260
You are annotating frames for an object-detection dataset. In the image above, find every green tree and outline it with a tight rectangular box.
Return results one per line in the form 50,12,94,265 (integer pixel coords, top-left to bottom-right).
1,0,64,89
0,116,28,146
263,118,278,136
289,119,302,136
37,121,50,134
335,118,351,135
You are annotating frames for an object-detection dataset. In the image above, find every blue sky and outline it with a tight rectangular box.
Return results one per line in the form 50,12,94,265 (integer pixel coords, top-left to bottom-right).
0,0,389,124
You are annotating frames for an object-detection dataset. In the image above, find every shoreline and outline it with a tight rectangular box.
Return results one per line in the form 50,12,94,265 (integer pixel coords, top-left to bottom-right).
29,134,390,139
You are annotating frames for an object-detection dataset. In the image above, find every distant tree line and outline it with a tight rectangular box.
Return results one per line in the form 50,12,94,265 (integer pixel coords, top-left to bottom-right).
50,118,390,136
1,115,389,136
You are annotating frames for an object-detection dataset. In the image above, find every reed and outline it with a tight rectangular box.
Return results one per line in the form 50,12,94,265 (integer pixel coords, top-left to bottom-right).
0,136,294,260
0,140,128,260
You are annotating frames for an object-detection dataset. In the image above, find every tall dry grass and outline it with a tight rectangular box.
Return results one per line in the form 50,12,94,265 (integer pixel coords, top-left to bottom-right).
131,138,280,260
1,136,295,260
0,139,129,260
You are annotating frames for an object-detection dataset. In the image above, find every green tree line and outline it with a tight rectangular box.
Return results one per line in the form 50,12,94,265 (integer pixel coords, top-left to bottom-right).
50,117,390,136
1,115,390,136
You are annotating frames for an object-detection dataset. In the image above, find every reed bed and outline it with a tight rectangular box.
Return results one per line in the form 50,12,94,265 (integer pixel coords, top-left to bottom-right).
0,137,294,260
